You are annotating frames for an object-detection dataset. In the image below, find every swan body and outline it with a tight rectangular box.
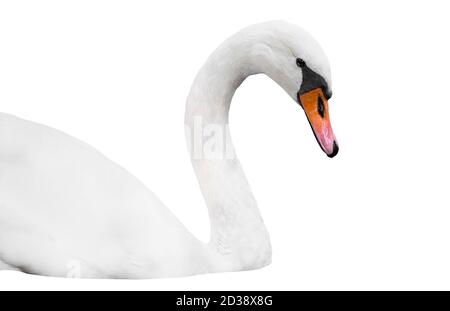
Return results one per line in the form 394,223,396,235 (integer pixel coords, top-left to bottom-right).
0,21,337,278
0,113,215,278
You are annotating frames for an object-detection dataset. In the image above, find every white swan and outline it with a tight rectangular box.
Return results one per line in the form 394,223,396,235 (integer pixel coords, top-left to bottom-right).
0,21,338,278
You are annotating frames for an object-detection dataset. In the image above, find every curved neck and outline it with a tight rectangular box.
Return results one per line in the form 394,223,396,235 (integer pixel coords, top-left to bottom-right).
185,34,272,271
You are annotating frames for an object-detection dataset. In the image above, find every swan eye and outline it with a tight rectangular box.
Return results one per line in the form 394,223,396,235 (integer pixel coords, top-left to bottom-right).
318,96,325,118
296,58,306,68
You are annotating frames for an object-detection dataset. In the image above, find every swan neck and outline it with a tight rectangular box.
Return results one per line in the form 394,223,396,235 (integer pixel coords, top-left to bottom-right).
184,34,271,270
186,45,258,123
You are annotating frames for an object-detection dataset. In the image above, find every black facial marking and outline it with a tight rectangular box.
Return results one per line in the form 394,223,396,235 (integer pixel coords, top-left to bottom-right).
317,96,325,118
298,65,329,97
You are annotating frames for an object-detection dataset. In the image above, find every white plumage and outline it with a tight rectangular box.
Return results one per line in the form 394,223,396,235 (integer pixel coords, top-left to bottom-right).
0,21,332,278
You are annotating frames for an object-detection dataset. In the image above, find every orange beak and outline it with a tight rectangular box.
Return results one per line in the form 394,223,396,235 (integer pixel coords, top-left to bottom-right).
298,88,339,158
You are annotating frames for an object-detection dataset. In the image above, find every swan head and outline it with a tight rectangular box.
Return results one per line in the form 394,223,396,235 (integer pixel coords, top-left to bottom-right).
245,21,339,157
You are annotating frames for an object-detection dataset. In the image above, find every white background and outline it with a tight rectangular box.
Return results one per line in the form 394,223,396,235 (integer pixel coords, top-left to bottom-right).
0,0,449,290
